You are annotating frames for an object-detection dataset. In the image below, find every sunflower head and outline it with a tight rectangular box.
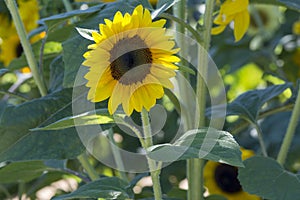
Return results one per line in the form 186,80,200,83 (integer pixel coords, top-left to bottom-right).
82,5,179,116
204,148,260,200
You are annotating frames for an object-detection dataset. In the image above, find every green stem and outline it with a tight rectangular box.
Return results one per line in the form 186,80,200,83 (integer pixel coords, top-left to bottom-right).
230,103,294,134
107,129,128,182
253,123,268,157
116,117,146,147
277,85,300,165
160,13,202,44
173,0,193,130
0,90,29,101
141,109,162,200
18,181,25,200
77,153,99,181
0,184,11,199
4,0,47,97
187,0,215,200
62,0,73,12
249,5,269,39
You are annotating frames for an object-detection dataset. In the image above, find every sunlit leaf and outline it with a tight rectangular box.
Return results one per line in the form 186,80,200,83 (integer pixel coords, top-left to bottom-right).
52,177,133,200
148,128,243,167
0,161,50,183
31,109,125,131
207,83,292,123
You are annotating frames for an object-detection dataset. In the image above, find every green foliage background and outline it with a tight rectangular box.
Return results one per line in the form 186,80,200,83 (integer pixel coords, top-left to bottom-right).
0,0,299,199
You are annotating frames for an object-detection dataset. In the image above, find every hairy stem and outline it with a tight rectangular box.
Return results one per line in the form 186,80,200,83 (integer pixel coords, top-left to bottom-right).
108,129,128,182
253,123,268,157
141,109,162,200
77,153,99,181
188,0,215,200
277,85,300,165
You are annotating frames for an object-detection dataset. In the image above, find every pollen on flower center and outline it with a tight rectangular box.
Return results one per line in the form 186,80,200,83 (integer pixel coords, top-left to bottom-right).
109,35,152,85
214,164,242,193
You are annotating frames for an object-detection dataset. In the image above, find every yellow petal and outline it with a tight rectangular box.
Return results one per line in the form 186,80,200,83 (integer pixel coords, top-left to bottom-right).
151,65,176,78
91,31,103,43
139,9,151,27
108,83,122,113
233,11,250,42
94,79,116,102
151,19,166,28
129,83,142,112
157,78,174,89
152,41,175,51
120,85,133,115
221,0,249,16
211,25,227,35
140,85,156,111
113,11,124,24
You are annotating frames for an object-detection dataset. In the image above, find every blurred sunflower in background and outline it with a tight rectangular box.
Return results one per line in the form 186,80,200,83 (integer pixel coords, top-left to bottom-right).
75,0,157,6
204,148,260,200
83,5,179,115
293,20,300,35
0,0,39,71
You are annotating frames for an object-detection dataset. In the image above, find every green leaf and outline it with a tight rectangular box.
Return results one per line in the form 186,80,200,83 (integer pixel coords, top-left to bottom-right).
148,128,243,167
7,40,62,71
31,109,125,131
208,83,292,123
0,89,85,162
38,4,105,30
49,56,64,92
62,35,91,88
176,60,196,75
75,27,95,41
52,177,133,200
277,0,300,10
238,156,300,200
152,0,177,19
0,161,50,183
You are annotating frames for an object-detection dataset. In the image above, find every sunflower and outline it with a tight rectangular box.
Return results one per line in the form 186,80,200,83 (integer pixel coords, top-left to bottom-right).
0,0,39,69
0,35,21,66
82,5,179,116
204,148,260,200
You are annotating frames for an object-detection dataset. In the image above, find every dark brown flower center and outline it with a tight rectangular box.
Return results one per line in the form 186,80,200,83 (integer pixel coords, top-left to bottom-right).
214,164,242,193
109,35,152,85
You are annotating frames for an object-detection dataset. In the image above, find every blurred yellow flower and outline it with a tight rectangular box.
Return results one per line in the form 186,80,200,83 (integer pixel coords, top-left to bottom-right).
211,0,250,42
82,5,179,115
0,0,39,69
76,0,157,5
293,20,300,35
204,148,260,200
0,35,20,66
